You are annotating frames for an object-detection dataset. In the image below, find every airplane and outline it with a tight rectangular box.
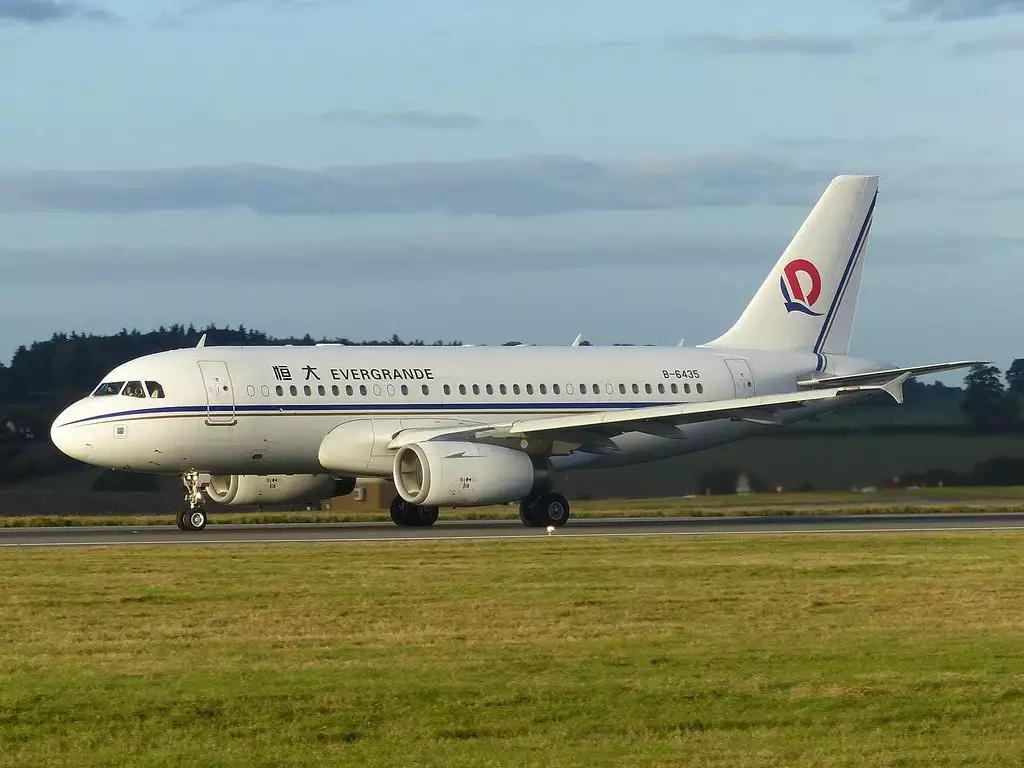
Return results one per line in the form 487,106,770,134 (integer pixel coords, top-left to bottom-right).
50,174,985,532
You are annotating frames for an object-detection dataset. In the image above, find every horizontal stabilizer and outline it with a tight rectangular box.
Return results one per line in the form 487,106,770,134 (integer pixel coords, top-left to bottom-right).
797,361,989,389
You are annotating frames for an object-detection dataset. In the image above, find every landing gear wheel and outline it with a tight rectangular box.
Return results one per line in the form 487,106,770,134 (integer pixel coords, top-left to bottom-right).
390,497,439,527
519,497,541,527
520,493,570,527
176,510,188,531
390,497,413,526
187,507,208,531
411,505,439,527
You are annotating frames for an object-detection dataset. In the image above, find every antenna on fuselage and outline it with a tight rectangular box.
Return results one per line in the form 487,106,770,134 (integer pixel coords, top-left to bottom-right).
196,333,207,348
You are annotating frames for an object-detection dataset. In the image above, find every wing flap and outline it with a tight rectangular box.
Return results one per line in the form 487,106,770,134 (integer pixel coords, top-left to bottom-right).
389,380,897,450
506,384,884,437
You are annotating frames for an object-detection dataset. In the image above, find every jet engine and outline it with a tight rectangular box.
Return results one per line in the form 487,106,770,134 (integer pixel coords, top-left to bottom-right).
204,474,356,507
393,441,547,507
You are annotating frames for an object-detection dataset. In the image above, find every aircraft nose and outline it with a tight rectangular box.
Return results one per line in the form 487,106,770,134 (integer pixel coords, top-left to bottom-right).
50,407,93,463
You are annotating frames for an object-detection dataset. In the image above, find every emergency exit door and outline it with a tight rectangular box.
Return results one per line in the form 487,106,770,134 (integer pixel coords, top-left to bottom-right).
198,361,236,425
724,358,756,398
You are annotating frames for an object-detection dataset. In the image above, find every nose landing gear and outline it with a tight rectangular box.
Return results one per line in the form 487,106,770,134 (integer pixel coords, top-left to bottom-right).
177,470,209,531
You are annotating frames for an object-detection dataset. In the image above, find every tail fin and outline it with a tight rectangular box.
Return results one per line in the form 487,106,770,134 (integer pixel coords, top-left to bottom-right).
704,174,878,356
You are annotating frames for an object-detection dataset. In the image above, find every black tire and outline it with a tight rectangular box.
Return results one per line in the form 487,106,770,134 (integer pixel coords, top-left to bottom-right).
411,505,439,527
186,507,208,531
535,492,570,527
176,510,189,531
519,496,543,527
390,497,416,527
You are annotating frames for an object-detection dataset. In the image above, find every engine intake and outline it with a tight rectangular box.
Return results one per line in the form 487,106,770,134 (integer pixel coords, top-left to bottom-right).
205,474,355,507
393,441,546,507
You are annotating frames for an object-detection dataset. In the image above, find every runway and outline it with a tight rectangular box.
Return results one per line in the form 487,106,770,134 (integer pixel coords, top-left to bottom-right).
3,512,1024,548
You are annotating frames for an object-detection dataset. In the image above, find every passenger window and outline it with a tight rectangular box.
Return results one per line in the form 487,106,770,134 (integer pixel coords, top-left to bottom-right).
472,384,480,395
579,383,586,394
276,385,284,396
671,383,678,394
539,384,547,395
684,383,691,394
145,381,165,399
459,384,467,395
499,384,507,395
422,384,430,395
289,385,298,396
594,384,600,395
443,384,451,395
553,384,560,395
332,385,339,396
304,385,312,396
566,384,574,395
359,385,367,396
486,384,493,395
317,385,326,396
696,383,704,394
513,384,521,395
346,385,354,396
123,381,146,398
631,384,639,395
619,384,626,394
401,384,409,396
526,384,534,395
645,383,653,394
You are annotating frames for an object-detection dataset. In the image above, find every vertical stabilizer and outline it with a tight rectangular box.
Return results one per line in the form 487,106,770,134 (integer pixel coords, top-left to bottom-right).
704,174,878,356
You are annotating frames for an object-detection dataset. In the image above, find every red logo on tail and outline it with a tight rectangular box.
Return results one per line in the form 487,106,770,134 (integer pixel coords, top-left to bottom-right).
780,259,823,316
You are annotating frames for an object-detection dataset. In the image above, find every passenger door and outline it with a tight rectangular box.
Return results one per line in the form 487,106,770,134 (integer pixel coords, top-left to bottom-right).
198,361,236,425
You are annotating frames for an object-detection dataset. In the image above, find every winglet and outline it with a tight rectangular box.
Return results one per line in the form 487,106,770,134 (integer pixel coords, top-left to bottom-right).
571,333,583,348
196,333,207,348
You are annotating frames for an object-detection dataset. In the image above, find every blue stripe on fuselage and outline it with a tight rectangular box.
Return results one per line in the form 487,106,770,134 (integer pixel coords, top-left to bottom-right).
59,400,684,427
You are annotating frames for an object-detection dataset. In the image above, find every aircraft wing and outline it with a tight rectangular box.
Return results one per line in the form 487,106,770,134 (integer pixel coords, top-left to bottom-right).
388,378,903,453
796,360,988,389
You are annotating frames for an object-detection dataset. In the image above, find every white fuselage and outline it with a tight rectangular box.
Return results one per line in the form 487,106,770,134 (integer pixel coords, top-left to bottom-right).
50,344,880,477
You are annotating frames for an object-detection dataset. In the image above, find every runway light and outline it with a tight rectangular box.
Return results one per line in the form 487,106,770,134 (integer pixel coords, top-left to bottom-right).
546,525,555,535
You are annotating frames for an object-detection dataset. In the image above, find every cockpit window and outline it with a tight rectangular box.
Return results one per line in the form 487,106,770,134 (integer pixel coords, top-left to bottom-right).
92,381,125,397
123,381,147,398
145,381,165,399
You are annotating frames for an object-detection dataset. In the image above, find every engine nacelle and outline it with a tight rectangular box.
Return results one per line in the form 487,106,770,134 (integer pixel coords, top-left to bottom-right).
393,441,545,507
204,474,356,507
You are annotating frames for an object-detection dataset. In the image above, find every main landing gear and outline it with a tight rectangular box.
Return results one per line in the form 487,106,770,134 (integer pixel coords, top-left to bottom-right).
519,492,571,528
390,496,440,527
177,470,209,532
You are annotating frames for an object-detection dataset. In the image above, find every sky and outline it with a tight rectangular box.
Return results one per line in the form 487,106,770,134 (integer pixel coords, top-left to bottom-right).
2,0,1024,378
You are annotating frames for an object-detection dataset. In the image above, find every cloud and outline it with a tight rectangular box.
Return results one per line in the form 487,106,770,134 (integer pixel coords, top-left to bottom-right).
180,0,323,11
597,33,867,56
673,33,864,56
0,155,830,217
311,109,488,131
0,0,116,23
948,32,1024,54
883,0,1024,20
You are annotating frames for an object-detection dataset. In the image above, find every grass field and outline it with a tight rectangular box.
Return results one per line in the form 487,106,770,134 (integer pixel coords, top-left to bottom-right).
5,486,1024,528
3,533,1024,766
